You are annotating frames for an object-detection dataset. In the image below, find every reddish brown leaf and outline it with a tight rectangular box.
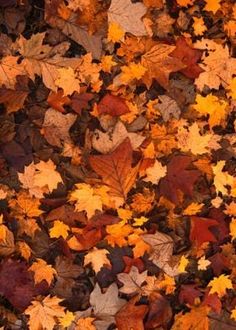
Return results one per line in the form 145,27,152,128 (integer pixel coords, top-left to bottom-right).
171,37,204,79
179,285,202,306
209,252,230,276
159,155,201,204
145,292,172,329
115,296,148,330
97,94,130,116
71,91,94,114
89,138,139,202
123,256,145,273
46,204,86,226
190,216,219,248
47,90,71,113
203,291,222,314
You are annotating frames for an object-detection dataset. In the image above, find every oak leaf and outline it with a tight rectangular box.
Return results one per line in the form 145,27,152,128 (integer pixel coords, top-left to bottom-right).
25,295,65,330
89,138,139,205
29,258,57,286
108,0,147,37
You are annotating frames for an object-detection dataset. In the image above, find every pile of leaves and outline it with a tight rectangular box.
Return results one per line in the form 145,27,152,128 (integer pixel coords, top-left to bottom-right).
0,0,236,329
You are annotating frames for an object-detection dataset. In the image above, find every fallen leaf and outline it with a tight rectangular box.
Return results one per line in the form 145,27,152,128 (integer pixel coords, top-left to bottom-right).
108,0,147,36
29,258,57,286
208,274,233,297
97,94,130,116
190,216,218,248
117,266,148,294
84,247,111,273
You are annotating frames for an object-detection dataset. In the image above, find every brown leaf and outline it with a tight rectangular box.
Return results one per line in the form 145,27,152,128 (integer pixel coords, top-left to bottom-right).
145,292,172,329
89,138,138,204
47,90,71,113
71,91,94,115
115,296,148,330
46,204,86,226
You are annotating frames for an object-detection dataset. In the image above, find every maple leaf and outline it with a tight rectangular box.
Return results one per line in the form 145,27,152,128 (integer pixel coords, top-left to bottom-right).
84,247,111,273
142,231,178,276
0,80,28,113
55,67,80,95
204,0,221,14
230,218,236,241
75,317,96,330
9,191,43,219
208,274,233,297
171,37,203,79
159,155,201,204
89,138,139,205
172,306,210,330
0,222,15,256
178,256,189,273
29,258,57,286
97,94,130,116
59,311,75,327
179,285,202,306
117,266,148,294
183,202,204,216
194,94,228,129
69,183,103,219
107,22,125,43
141,43,185,88
108,0,147,36
92,121,145,154
115,296,148,330
33,160,63,193
212,160,234,195
0,56,26,89
198,256,211,271
143,159,167,184
25,295,65,330
194,40,236,91
177,123,218,155
49,220,70,239
190,216,218,248
47,90,71,113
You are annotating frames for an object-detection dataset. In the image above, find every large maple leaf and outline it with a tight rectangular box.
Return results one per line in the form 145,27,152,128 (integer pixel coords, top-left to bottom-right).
159,155,201,204
89,138,139,205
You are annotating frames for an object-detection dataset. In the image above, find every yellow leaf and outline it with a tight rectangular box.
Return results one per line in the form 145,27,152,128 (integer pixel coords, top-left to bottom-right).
212,160,234,195
143,159,167,184
106,222,133,247
178,255,189,273
120,62,147,84
75,317,96,330
193,17,207,36
133,216,149,227
59,311,75,327
157,274,176,294
117,208,133,224
183,202,204,216
128,233,150,258
69,183,103,219
49,220,70,239
230,218,236,241
227,77,236,100
172,306,210,330
84,247,111,273
107,22,125,43
204,0,221,14
194,94,228,129
25,295,65,330
101,55,116,73
231,308,236,321
9,191,43,219
208,274,233,297
29,258,57,286
55,67,80,95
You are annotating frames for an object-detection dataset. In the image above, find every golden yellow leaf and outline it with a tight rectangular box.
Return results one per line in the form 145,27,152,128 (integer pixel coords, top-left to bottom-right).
59,311,75,327
227,77,236,100
106,222,133,247
176,0,194,6
101,55,116,73
69,183,103,219
120,62,147,84
84,247,111,273
178,255,189,273
133,216,149,227
194,94,228,129
9,191,43,220
49,220,70,239
212,160,234,195
231,308,236,321
128,231,150,258
29,258,57,285
55,67,80,95
107,22,125,43
25,295,65,330
208,274,233,297
172,306,210,330
183,202,204,216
